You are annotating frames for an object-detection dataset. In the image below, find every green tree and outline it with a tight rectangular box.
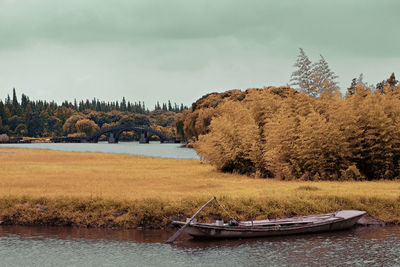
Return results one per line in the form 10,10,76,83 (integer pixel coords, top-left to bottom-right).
15,123,27,136
133,114,150,126
0,101,7,126
46,116,62,136
26,111,44,137
8,115,24,132
12,88,18,112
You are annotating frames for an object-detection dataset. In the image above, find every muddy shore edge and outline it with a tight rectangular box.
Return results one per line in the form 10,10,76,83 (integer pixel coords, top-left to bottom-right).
0,197,393,229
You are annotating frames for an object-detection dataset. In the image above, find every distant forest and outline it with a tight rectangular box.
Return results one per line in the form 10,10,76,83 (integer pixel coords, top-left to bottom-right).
0,89,188,139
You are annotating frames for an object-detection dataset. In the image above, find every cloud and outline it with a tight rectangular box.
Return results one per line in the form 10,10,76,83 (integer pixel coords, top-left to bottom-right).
0,0,399,105
1,0,398,57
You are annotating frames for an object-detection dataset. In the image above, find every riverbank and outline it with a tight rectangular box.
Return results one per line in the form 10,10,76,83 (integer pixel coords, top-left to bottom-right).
1,147,399,228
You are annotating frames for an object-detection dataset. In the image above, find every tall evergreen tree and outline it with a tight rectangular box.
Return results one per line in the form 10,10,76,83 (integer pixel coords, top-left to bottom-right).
21,94,29,109
0,101,8,129
376,80,386,93
310,55,339,97
290,48,313,95
382,73,399,94
347,78,357,96
12,88,18,108
5,94,11,107
121,97,127,111
387,73,398,87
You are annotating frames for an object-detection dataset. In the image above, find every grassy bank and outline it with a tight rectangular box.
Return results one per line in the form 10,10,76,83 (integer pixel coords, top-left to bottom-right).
1,147,400,228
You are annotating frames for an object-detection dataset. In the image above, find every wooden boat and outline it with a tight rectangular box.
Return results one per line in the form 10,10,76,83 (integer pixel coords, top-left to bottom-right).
172,210,366,239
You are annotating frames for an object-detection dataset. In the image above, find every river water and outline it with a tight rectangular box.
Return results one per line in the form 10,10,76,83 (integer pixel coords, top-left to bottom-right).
1,225,399,266
0,142,200,160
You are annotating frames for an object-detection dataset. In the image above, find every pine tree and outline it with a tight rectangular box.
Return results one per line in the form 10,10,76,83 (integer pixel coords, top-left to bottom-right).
351,73,372,97
347,78,357,97
381,73,399,94
0,101,7,126
290,48,313,95
357,73,366,87
5,94,11,108
12,88,18,108
310,55,339,97
376,80,386,93
387,73,398,87
21,94,29,109
121,97,127,111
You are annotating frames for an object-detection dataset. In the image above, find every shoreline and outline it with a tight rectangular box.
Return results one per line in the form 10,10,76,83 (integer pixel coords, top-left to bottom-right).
0,142,200,160
0,196,393,230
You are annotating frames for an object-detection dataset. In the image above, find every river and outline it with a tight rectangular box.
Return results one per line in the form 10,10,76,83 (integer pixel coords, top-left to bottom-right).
1,225,399,266
0,142,200,160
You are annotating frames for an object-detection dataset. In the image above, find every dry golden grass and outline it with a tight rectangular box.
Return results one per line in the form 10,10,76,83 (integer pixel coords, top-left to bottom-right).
0,147,400,228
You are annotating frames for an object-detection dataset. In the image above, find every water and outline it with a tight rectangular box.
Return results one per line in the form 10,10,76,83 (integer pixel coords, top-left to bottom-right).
0,142,200,160
1,225,399,266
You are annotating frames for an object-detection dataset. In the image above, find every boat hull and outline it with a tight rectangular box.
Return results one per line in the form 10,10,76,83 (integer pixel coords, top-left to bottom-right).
173,210,366,239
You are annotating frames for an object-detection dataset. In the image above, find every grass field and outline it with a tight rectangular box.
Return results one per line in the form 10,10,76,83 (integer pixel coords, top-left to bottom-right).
1,147,400,228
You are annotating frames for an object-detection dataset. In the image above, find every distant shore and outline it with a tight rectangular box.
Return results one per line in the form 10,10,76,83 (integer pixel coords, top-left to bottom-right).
0,147,398,229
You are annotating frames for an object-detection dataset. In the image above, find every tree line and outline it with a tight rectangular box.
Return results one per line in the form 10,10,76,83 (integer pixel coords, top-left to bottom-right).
0,89,187,139
176,49,400,180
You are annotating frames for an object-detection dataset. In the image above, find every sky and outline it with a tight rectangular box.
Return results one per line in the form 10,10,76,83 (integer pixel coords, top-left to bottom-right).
0,0,399,107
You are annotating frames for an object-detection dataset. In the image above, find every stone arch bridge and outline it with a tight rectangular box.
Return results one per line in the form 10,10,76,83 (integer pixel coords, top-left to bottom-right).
87,124,179,144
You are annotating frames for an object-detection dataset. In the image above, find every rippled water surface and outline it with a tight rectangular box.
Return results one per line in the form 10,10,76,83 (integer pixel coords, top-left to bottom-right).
0,142,200,159
1,226,399,266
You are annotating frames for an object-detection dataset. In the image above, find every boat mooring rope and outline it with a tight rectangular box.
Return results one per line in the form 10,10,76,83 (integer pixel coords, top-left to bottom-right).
214,198,238,222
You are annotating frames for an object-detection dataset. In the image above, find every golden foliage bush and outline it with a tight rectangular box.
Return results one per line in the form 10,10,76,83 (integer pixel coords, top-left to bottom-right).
0,133,9,142
175,90,247,142
75,119,100,136
195,102,261,175
188,84,400,180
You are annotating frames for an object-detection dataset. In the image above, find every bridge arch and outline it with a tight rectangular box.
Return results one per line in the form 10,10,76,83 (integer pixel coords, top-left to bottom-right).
88,124,178,144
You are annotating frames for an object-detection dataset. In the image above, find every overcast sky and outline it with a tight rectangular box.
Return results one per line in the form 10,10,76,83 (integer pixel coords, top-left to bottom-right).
0,0,399,107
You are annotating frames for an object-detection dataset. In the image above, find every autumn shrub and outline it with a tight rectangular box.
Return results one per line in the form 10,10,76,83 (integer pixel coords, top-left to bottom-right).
75,119,100,136
195,102,262,175
0,133,9,142
62,114,86,135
